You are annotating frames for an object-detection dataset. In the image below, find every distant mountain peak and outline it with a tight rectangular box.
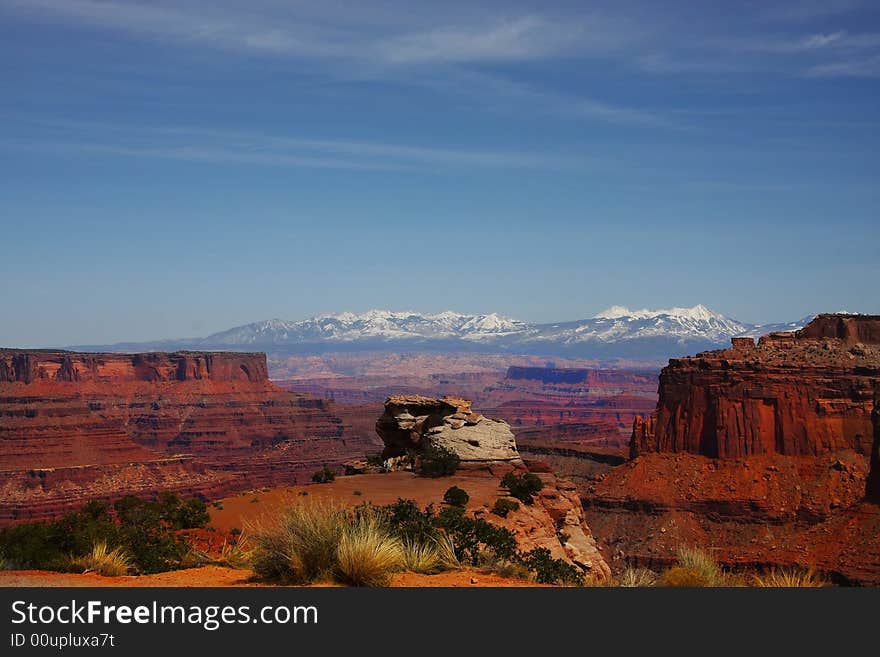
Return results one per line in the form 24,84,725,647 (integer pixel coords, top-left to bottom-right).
70,307,819,361
593,303,720,322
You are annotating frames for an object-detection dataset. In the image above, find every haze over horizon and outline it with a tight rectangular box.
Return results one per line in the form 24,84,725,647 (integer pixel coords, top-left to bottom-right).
1,1,878,348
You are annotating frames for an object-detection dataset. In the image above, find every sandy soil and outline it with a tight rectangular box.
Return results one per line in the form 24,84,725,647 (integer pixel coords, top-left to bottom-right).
210,471,507,533
0,567,540,588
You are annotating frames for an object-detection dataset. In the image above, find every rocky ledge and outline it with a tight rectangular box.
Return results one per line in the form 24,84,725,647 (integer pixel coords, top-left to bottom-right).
376,395,522,467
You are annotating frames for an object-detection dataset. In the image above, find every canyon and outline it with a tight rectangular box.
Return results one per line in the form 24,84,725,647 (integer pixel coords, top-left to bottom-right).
584,314,880,584
0,349,377,524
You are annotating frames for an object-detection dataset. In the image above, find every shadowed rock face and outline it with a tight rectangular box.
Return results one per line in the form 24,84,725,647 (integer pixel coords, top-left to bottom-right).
631,314,879,459
376,395,521,464
0,350,376,525
867,389,880,503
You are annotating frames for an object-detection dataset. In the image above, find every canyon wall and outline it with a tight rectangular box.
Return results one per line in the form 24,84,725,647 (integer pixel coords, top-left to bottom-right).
584,315,880,584
631,315,880,459
0,350,377,524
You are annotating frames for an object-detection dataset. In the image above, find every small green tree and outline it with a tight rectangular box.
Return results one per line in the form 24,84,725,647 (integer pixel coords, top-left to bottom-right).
442,486,469,507
500,472,544,504
311,466,337,484
492,498,520,518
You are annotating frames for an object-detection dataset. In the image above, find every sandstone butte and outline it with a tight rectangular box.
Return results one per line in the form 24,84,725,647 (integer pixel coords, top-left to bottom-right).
0,350,376,524
585,314,880,584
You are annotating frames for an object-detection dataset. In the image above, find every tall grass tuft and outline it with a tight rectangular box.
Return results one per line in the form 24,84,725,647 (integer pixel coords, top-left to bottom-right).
615,567,658,587
432,532,460,571
247,498,346,584
69,542,132,577
335,512,403,586
401,538,442,574
751,568,827,588
663,547,726,587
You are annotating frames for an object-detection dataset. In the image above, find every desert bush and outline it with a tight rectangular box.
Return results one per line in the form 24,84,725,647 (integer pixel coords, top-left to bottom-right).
615,567,658,587
378,499,439,543
751,568,827,588
661,566,714,587
500,472,544,504
311,467,336,484
0,495,207,574
521,548,584,586
68,541,132,577
419,444,460,477
670,547,725,587
443,486,469,507
491,498,520,518
435,505,518,565
335,512,403,586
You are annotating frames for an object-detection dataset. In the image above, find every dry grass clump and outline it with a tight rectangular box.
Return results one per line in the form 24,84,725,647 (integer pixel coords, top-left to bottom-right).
751,568,827,588
661,547,726,587
615,567,658,587
336,513,403,586
68,542,132,577
401,538,444,574
247,499,461,586
248,498,346,584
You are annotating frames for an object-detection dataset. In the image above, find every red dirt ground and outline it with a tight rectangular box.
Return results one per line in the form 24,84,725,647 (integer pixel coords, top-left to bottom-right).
0,567,540,588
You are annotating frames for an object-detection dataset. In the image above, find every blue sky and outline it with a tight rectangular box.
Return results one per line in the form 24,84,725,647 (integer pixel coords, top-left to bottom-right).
1,0,878,347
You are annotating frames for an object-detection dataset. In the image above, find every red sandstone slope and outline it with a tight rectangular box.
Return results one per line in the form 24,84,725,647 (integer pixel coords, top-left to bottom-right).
583,315,880,584
0,350,378,524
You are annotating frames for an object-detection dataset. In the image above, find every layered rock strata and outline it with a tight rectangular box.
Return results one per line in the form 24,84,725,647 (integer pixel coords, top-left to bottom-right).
0,350,374,524
631,315,879,458
584,315,880,583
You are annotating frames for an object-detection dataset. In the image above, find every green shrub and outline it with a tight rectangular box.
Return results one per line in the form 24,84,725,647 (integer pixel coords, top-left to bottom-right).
521,548,584,585
419,444,460,477
434,505,518,565
378,499,438,543
491,498,520,518
500,472,544,504
0,494,209,575
442,486,469,507
311,467,337,484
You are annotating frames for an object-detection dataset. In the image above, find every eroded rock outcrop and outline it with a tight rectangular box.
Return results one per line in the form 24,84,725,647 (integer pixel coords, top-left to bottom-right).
376,395,521,466
631,315,879,459
583,315,880,583
0,349,377,524
374,395,610,578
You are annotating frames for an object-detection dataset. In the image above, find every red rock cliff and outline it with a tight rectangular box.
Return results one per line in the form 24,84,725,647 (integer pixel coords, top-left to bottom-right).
0,350,378,525
631,314,880,459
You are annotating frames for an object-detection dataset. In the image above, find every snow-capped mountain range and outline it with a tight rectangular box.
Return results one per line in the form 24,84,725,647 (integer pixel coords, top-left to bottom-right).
72,305,817,361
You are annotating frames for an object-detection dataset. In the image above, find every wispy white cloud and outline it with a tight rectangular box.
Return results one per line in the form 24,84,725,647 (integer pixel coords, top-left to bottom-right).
804,30,846,48
0,116,586,171
379,16,583,64
806,53,880,76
